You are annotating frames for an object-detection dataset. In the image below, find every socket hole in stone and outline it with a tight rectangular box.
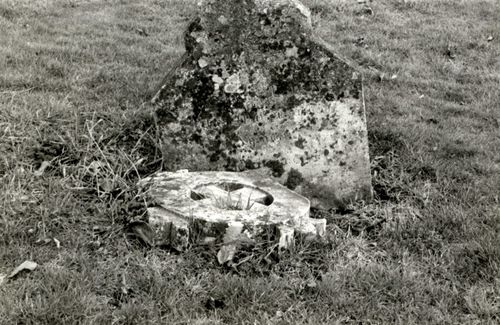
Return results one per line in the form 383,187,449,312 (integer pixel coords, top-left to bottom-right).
190,182,274,208
190,191,206,200
254,195,274,206
219,182,245,192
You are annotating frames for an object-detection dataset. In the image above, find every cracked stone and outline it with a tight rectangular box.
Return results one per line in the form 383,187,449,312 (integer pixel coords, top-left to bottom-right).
139,170,326,261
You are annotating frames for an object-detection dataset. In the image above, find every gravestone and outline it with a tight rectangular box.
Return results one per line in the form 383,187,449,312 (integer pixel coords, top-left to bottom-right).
139,170,326,263
152,0,372,208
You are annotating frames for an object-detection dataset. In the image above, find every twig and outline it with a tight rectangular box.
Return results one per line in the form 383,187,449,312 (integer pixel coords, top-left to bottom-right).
0,88,35,95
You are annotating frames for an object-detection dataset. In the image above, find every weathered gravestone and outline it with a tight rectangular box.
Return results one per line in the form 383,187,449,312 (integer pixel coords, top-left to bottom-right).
152,0,372,208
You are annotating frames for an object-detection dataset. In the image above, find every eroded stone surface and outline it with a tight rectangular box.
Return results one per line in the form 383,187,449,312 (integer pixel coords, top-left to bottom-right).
139,170,325,262
153,0,372,207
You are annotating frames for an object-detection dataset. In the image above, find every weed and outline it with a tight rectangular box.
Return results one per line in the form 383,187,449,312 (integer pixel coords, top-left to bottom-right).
212,185,255,211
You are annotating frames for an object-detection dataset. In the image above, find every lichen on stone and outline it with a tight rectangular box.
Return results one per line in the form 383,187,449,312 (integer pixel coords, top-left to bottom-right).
284,168,304,190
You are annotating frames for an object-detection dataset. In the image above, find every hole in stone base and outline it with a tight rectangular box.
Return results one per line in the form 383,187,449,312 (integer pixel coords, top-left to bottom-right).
254,195,274,206
219,183,245,192
190,191,206,200
190,182,274,209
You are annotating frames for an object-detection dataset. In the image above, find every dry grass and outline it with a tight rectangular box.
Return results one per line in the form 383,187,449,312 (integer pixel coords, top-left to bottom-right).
0,0,499,324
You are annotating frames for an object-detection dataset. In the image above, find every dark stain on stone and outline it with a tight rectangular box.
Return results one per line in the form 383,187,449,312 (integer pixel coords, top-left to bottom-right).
294,137,306,149
211,222,230,241
264,160,285,177
245,159,256,169
284,168,304,190
184,17,203,53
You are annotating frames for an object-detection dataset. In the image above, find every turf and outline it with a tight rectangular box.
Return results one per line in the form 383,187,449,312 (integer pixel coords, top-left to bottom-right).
0,0,499,324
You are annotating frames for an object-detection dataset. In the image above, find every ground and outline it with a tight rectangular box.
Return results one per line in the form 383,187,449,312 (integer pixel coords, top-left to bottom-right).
0,0,499,324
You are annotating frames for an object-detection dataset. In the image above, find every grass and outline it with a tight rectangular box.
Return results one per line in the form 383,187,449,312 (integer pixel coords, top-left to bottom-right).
0,0,499,323
214,192,255,211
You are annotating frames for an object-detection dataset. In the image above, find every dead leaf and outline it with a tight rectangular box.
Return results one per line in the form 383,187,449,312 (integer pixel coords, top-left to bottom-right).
217,222,246,264
99,178,114,193
35,238,52,245
285,46,299,58
0,273,6,286
223,74,243,94
120,273,131,295
306,279,317,288
126,221,154,247
88,161,105,175
204,296,225,310
136,28,148,37
198,58,208,68
53,238,61,249
8,260,37,279
217,244,237,264
217,15,229,25
212,74,224,85
34,161,51,177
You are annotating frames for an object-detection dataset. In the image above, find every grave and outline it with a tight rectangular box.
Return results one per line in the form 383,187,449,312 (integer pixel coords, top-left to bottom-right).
151,0,372,208
139,170,326,263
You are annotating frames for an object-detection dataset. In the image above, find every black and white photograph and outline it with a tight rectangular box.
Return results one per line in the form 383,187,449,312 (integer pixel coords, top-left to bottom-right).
0,0,498,323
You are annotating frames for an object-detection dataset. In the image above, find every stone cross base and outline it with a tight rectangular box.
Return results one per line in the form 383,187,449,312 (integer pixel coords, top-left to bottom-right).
139,170,326,263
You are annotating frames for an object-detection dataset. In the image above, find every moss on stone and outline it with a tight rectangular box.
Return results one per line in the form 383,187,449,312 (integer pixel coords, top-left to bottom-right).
284,168,304,190
264,160,285,177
